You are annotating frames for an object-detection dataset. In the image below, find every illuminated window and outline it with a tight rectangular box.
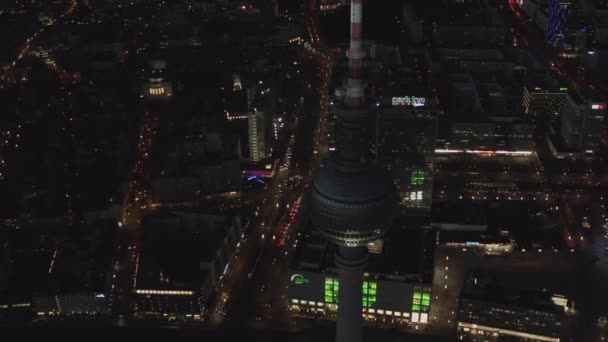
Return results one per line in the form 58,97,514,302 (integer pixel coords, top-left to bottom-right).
148,87,165,96
325,277,339,304
408,191,423,201
420,313,429,324
412,287,431,312
325,278,377,307
362,280,377,308
410,170,425,185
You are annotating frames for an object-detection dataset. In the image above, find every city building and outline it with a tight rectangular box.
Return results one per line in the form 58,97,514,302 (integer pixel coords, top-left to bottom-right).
523,84,569,119
517,53,571,120
429,48,535,152
375,88,439,218
133,211,243,321
456,274,571,342
449,118,534,152
248,109,269,162
140,59,173,101
547,0,587,55
288,224,434,326
431,0,505,48
559,91,606,152
0,223,116,322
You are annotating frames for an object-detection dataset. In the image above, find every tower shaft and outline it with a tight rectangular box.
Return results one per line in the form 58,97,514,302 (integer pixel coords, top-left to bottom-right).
335,246,367,342
345,0,365,108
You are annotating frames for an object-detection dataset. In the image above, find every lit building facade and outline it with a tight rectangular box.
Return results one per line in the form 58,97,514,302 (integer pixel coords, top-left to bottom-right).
457,275,569,342
523,85,569,119
375,94,440,217
546,0,586,54
248,110,268,162
140,59,173,100
560,92,606,152
288,226,435,326
450,120,534,152
289,273,432,325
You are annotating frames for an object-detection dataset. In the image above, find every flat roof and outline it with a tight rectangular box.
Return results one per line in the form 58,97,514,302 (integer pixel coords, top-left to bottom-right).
0,223,115,299
460,274,565,313
136,212,231,291
291,222,435,282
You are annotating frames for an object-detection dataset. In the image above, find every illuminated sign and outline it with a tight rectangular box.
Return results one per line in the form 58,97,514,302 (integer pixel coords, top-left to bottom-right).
559,87,568,91
291,274,310,285
591,104,605,110
392,96,426,107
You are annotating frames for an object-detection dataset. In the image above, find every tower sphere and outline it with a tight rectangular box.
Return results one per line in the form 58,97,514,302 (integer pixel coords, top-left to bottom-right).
311,160,398,247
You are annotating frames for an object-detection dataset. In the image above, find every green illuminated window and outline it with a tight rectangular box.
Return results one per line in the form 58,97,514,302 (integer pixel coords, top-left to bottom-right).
362,280,377,308
412,287,431,312
325,277,339,304
410,170,425,186
323,278,378,307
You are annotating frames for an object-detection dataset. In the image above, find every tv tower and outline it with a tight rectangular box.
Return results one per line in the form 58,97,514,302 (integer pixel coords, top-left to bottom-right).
310,0,398,341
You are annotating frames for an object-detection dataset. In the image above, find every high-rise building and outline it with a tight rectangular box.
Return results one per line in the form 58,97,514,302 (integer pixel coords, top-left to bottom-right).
248,110,267,162
376,92,439,218
523,85,569,119
310,0,398,341
547,0,587,54
560,92,606,152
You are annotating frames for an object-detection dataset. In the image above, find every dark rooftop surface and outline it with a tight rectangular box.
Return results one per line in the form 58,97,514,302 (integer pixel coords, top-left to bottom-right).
292,222,435,282
458,274,565,337
0,223,116,299
137,212,230,291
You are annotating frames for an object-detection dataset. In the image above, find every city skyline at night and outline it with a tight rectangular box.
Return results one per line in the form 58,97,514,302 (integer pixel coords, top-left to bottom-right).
0,0,608,341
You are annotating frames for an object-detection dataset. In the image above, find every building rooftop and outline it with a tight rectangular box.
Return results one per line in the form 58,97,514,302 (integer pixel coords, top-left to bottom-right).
291,221,435,282
136,211,232,291
0,222,116,301
458,273,566,338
